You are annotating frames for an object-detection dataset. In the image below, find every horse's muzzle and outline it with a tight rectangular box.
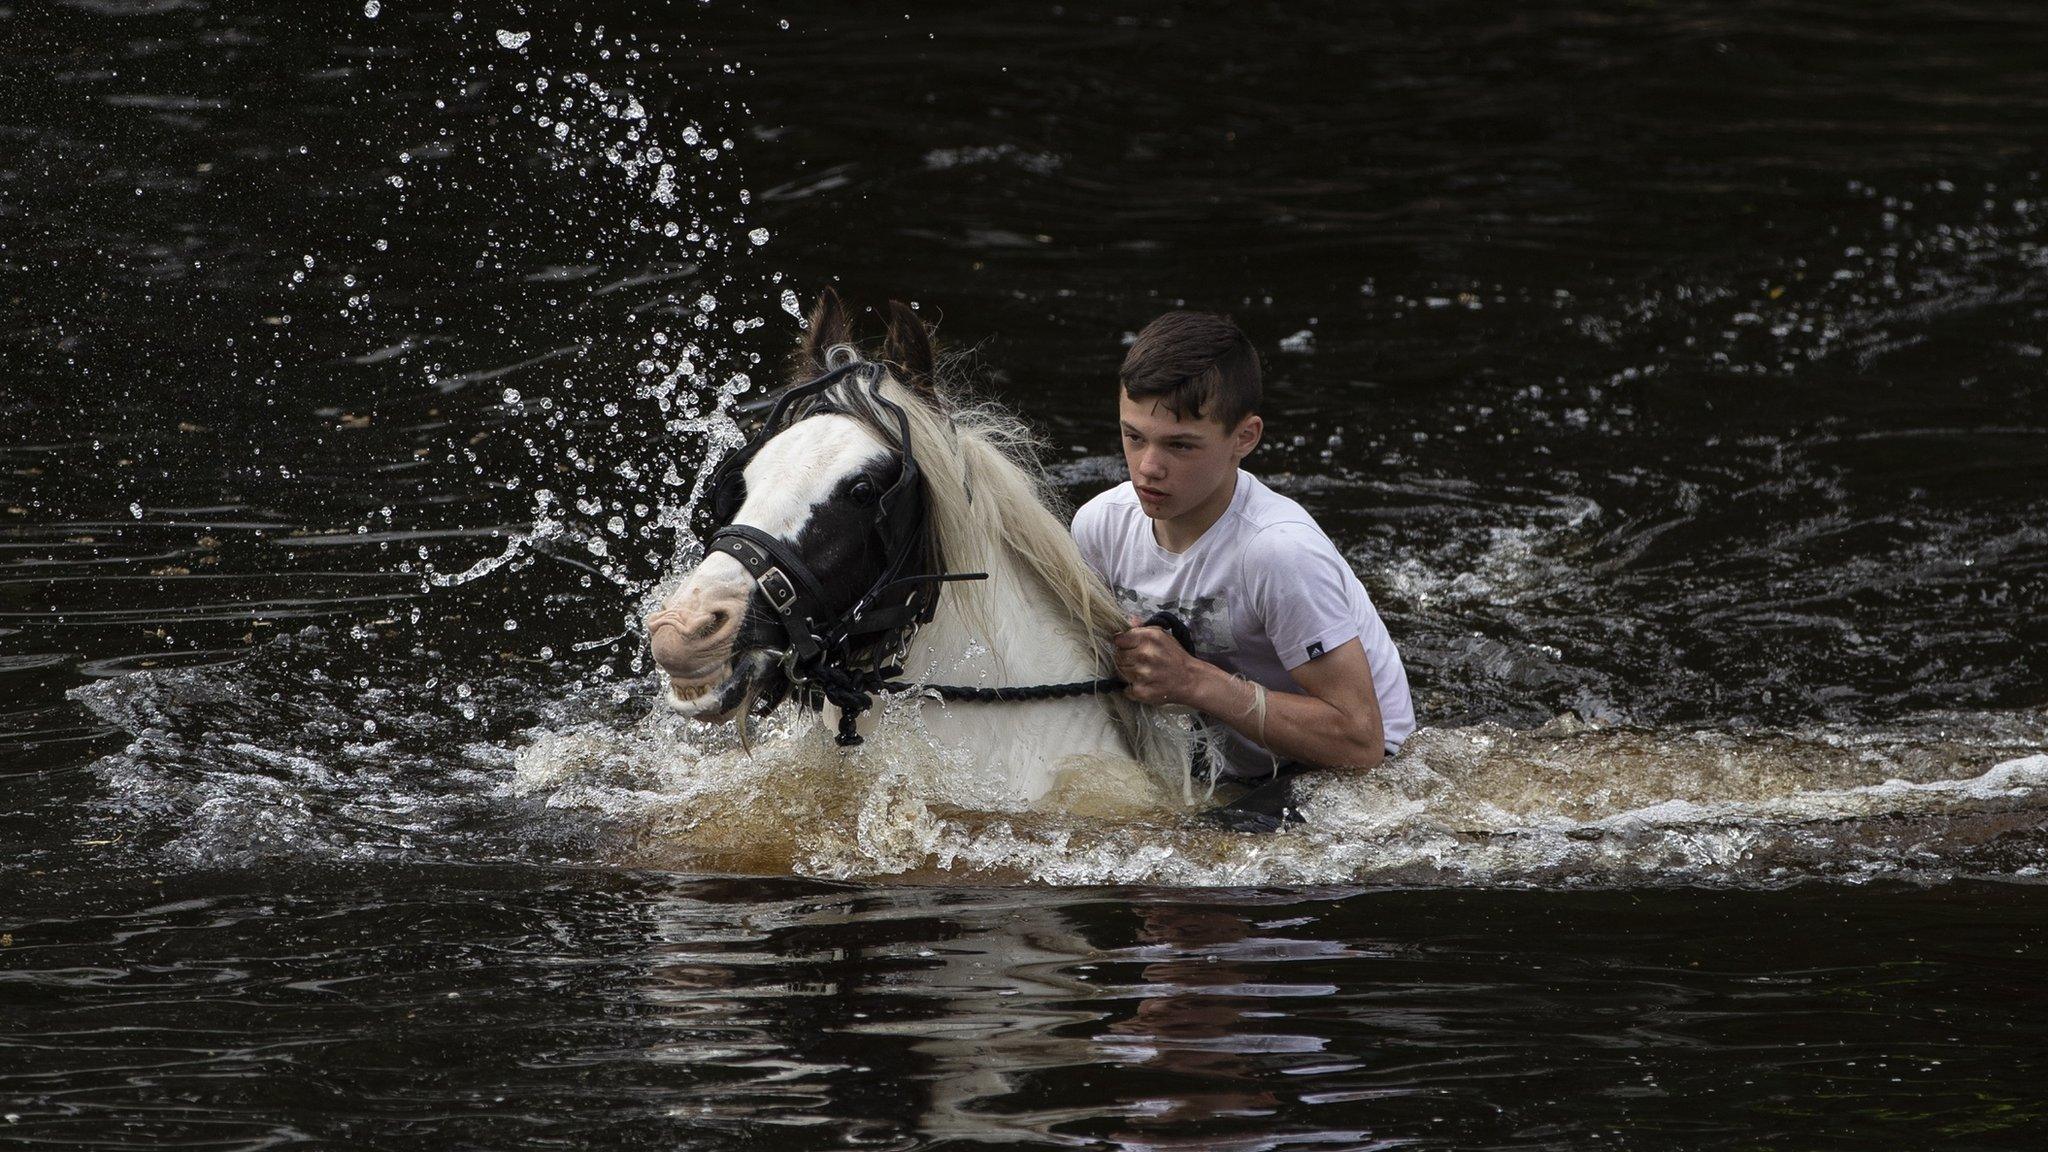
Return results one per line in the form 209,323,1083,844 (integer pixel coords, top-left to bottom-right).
662,647,786,721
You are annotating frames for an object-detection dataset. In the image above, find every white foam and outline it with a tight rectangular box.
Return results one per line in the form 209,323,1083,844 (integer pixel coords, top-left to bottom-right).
506,706,2048,886
74,650,2048,887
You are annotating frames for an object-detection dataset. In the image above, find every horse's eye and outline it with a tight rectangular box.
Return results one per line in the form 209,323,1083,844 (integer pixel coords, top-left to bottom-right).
848,477,879,504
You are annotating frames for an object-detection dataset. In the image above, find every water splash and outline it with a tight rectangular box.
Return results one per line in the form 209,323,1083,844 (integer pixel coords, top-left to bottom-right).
315,15,791,679
70,621,2044,888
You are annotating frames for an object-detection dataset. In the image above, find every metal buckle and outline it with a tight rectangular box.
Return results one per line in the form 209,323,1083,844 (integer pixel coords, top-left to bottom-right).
759,567,799,614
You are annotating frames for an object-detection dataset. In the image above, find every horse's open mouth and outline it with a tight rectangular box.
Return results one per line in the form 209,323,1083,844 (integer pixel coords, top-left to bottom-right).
661,649,786,721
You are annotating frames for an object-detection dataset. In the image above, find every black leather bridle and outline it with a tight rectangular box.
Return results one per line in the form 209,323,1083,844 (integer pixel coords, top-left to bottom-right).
701,360,985,744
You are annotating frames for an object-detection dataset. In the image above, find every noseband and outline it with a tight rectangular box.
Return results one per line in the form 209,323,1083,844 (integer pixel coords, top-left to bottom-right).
701,360,985,744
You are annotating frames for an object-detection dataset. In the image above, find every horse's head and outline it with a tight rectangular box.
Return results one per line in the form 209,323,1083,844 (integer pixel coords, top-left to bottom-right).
644,288,940,724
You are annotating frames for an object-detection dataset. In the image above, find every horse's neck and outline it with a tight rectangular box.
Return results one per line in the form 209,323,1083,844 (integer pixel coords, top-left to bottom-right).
912,548,1098,687
894,541,1128,801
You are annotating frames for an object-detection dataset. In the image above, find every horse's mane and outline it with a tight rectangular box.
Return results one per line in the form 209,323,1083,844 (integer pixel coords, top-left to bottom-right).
818,354,1197,799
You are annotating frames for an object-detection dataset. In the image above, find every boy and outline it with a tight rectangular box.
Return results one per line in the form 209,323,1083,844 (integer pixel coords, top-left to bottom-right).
1070,312,1415,829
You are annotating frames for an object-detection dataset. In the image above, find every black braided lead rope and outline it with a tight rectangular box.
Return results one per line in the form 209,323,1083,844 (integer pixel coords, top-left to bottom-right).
824,668,1126,745
823,664,1130,746
869,610,1192,709
880,676,1128,702
810,612,1192,746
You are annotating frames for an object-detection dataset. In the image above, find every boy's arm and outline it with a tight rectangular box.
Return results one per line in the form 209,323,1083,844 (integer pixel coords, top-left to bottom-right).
1112,628,1386,770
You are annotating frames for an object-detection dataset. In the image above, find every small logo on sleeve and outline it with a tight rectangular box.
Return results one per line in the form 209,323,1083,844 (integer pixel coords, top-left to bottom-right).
1305,641,1325,660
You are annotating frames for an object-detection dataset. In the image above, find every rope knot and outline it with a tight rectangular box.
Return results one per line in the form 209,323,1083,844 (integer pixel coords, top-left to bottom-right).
813,661,880,746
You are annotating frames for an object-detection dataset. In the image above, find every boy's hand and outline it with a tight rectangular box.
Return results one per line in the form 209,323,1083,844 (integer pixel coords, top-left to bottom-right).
1112,615,1206,706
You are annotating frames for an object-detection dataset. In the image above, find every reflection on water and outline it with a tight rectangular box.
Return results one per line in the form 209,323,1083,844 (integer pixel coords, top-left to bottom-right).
616,881,2048,1147
3,862,2046,1148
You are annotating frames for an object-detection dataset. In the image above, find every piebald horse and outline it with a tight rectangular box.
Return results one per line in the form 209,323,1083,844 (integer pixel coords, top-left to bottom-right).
644,290,1191,809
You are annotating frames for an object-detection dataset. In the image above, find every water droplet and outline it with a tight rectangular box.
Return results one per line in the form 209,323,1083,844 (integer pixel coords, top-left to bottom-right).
748,227,770,246
363,0,380,17
129,502,143,519
495,28,532,50
696,293,717,313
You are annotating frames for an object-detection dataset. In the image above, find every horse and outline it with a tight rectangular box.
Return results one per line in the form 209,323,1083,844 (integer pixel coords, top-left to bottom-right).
642,289,1193,810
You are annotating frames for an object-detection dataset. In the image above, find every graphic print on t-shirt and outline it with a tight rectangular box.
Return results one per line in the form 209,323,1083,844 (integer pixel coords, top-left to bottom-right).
1108,584,1236,656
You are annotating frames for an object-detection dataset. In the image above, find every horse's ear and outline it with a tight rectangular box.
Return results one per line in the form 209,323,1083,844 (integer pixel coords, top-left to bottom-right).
801,286,854,370
882,300,934,392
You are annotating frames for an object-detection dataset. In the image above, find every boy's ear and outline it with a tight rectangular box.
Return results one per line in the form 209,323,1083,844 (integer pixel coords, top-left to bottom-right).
1234,413,1264,459
799,286,854,371
882,300,935,393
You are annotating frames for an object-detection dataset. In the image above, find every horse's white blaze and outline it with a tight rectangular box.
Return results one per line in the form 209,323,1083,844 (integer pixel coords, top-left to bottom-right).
733,414,891,540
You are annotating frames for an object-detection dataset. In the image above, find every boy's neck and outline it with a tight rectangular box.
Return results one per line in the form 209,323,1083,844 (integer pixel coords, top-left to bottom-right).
1151,469,1240,554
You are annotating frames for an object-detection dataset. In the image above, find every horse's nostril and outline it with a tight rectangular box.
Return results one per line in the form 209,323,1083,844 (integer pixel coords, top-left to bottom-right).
693,608,731,640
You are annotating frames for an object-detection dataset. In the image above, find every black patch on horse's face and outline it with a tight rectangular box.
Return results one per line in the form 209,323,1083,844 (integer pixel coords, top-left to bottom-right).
730,451,905,659
789,453,902,596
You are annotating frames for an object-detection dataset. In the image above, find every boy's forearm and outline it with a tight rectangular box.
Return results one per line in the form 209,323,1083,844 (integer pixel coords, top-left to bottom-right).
1182,663,1383,770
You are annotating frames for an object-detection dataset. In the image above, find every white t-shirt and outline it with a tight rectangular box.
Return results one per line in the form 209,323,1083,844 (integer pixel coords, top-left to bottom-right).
1070,470,1415,774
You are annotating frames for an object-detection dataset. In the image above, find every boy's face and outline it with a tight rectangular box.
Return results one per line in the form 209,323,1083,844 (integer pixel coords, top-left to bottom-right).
1118,392,1262,522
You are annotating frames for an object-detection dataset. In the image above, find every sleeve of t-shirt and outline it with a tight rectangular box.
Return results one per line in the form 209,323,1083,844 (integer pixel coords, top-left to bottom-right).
1243,522,1363,671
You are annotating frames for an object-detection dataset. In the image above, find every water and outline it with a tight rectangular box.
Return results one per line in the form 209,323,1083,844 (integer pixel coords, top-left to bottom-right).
6,1,2047,1146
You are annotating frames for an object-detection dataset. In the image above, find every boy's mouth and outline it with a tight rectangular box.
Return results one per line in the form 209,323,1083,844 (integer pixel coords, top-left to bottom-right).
1136,485,1169,501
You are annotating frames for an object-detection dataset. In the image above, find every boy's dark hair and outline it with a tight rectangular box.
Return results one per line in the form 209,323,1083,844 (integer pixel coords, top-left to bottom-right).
1118,311,1262,427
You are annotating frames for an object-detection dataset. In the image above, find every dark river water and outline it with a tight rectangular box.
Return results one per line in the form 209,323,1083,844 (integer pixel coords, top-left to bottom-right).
6,0,2047,1147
